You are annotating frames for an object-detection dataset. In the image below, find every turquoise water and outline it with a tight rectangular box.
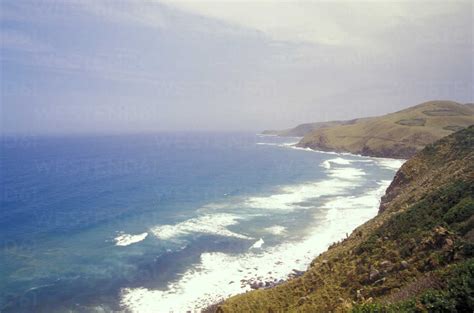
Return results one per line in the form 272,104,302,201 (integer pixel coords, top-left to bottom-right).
0,133,403,312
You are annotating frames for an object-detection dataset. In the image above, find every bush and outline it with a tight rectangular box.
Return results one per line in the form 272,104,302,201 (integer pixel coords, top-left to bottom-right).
444,197,474,225
351,260,474,313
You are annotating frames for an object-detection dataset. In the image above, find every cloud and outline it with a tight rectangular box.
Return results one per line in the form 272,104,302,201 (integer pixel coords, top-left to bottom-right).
1,0,472,134
156,0,469,47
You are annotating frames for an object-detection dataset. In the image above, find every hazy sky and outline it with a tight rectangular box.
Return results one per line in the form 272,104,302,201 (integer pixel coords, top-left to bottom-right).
1,0,472,134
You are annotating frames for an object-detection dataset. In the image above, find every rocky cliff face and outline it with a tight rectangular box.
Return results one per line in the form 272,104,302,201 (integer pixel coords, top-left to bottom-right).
217,126,473,312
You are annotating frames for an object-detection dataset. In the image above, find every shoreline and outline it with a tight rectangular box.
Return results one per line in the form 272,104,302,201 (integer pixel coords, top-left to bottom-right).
202,182,394,312
259,131,411,160
198,140,407,312
120,139,404,312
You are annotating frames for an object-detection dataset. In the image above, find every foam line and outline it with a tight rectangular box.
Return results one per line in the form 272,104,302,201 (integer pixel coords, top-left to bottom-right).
120,181,392,313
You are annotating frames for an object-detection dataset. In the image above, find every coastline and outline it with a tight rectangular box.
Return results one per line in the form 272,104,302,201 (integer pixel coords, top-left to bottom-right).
197,141,407,312
120,138,405,312
217,126,473,312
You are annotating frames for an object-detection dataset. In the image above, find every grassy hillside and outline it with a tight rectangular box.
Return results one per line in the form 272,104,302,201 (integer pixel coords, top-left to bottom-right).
216,126,474,312
262,120,350,137
297,101,474,158
262,118,374,137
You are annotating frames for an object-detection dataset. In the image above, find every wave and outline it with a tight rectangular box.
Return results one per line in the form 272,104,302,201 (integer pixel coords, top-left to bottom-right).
327,167,365,180
147,156,365,248
119,150,402,311
256,141,300,147
282,144,407,171
120,180,392,313
150,214,252,241
376,158,406,170
287,145,341,155
114,232,148,246
242,178,355,211
321,157,354,169
243,159,364,211
264,225,287,235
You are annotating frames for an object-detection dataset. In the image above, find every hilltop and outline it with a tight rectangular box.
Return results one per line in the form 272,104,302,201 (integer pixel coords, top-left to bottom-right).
296,100,474,158
216,126,474,312
261,119,366,137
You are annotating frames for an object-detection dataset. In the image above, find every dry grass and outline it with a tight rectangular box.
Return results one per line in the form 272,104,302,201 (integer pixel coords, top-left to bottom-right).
297,100,474,158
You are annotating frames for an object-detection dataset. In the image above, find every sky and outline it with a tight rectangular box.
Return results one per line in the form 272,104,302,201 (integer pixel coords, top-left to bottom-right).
1,0,473,134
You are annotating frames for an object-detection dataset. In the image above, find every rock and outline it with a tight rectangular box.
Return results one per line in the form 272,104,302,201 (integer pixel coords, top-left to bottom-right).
369,268,380,281
380,260,392,267
400,260,409,269
289,269,305,279
228,281,234,284
380,260,393,272
443,238,454,250
373,277,386,285
292,269,305,276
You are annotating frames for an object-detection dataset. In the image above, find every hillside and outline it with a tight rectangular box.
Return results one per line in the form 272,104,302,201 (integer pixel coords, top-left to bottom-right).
262,119,363,137
216,126,474,312
297,101,474,158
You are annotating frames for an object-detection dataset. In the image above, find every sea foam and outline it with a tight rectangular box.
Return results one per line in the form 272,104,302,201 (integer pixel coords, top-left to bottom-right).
120,180,392,313
120,145,402,312
264,225,287,235
114,232,148,246
250,238,264,249
150,213,252,241
243,159,364,211
376,158,406,170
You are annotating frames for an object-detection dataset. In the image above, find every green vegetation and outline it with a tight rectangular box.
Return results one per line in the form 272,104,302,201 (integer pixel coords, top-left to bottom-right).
353,259,474,313
443,125,465,132
396,118,426,126
216,126,474,312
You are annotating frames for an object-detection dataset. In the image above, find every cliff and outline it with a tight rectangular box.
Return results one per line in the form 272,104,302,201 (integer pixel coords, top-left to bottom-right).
216,126,474,312
297,100,474,159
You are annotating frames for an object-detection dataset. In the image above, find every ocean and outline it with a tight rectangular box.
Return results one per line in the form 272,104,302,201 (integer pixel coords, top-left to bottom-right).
0,132,404,312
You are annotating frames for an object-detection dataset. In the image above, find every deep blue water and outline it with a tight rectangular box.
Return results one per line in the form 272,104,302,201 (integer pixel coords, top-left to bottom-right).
0,133,402,312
